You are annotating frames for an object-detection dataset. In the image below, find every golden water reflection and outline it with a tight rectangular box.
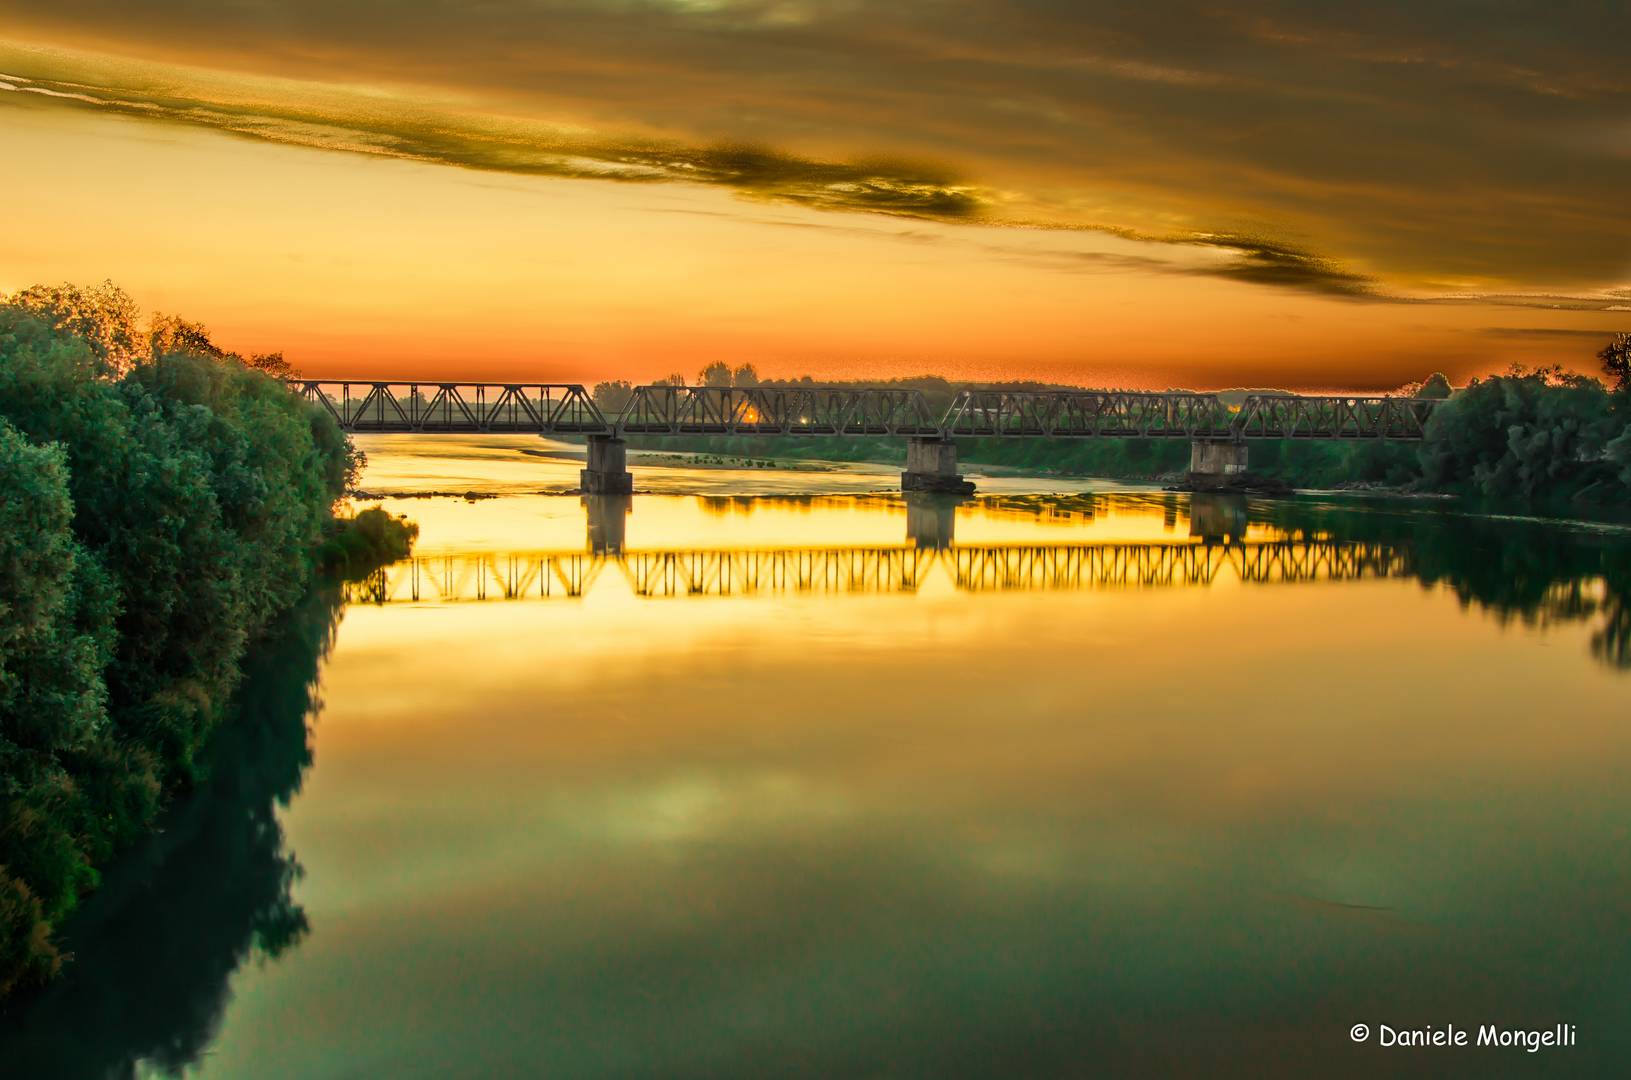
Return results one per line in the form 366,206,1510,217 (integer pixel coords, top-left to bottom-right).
11,449,1631,1076
271,486,1631,1076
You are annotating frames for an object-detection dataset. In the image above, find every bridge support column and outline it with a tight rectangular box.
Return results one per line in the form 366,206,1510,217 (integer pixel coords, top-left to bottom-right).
902,437,975,495
581,434,633,495
1187,438,1249,491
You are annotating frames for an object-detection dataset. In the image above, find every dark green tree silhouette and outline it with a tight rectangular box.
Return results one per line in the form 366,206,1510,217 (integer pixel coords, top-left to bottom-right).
1599,332,1630,395
0,283,359,997
592,379,633,412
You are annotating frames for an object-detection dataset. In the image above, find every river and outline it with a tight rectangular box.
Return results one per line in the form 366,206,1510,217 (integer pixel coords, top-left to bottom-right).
4,436,1630,1077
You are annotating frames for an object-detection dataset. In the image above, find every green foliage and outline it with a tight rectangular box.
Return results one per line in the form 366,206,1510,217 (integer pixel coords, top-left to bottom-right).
697,360,732,387
1419,372,1453,399
1600,333,1630,395
592,379,633,413
0,283,366,998
0,586,339,1071
319,508,419,577
6,281,144,377
1419,367,1622,501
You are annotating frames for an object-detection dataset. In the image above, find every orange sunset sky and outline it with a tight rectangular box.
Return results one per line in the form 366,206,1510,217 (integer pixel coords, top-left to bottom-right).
1,3,1627,391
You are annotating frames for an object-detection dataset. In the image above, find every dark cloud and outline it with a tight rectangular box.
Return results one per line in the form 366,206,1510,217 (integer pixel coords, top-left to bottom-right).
0,61,1389,303
1,0,1627,294
1176,235,1378,299
0,65,989,222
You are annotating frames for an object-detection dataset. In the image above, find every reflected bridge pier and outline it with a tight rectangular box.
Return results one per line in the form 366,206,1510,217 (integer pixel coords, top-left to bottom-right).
584,493,632,554
291,381,1440,495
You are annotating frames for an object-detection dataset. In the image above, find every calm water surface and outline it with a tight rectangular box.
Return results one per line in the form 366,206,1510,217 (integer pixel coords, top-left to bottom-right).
5,436,1631,1077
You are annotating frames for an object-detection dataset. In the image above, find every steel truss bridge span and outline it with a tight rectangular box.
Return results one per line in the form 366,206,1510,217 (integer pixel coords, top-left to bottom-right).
290,381,608,434
341,540,1410,604
290,381,1438,441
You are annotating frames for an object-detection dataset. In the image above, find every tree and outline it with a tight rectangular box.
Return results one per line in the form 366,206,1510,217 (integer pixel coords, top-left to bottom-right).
1418,366,1617,500
655,372,686,387
148,314,225,360
592,380,633,412
0,284,358,997
1600,332,1630,395
1607,426,1631,486
0,418,119,991
6,281,142,377
1417,372,1452,399
732,363,760,386
697,361,732,387
248,352,296,379
1396,372,1452,399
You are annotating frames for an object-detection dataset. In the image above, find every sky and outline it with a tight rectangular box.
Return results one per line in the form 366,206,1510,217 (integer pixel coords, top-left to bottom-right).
1,2,1627,391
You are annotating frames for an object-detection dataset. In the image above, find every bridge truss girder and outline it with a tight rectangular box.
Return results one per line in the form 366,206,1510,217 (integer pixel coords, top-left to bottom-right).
290,381,608,434
289,380,1439,442
940,390,1438,440
615,385,943,436
1231,395,1437,439
942,391,1232,439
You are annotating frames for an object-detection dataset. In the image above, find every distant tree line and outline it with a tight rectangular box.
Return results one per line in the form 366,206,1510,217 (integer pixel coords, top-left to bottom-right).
593,361,762,412
0,283,409,998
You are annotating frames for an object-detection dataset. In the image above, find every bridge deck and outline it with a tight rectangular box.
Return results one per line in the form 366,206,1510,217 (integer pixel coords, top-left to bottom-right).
289,381,1438,440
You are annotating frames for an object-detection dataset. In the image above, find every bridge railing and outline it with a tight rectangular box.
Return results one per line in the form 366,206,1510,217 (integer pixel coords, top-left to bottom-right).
288,380,610,434
614,385,944,436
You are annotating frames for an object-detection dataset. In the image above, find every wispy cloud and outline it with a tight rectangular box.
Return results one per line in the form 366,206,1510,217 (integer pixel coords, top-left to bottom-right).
0,65,990,221
1175,234,1378,298
3,0,1628,300
4,1,1629,313
0,60,1392,302
1479,326,1623,339
1419,293,1631,313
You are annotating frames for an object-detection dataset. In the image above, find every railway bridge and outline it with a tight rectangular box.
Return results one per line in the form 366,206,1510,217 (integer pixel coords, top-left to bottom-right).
289,381,1439,494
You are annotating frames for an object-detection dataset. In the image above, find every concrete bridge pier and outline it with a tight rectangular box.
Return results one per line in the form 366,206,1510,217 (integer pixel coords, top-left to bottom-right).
1187,438,1249,491
581,434,634,495
583,493,632,554
902,437,976,495
904,492,966,550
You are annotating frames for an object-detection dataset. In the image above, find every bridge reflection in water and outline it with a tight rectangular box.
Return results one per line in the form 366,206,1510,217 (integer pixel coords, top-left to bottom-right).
343,493,1409,604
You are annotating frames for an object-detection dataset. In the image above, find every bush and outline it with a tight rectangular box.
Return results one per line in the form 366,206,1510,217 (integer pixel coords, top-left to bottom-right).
1420,368,1622,502
319,508,419,577
0,283,373,997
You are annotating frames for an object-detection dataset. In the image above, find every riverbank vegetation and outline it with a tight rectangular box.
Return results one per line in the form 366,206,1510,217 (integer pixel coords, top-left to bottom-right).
0,283,402,998
318,508,419,577
0,584,340,1071
603,344,1631,507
